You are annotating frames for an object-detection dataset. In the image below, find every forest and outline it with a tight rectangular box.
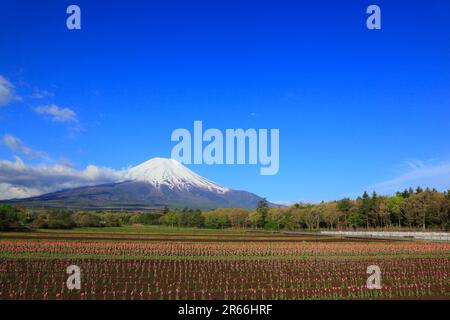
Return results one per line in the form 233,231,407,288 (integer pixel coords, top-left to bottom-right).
1,187,449,231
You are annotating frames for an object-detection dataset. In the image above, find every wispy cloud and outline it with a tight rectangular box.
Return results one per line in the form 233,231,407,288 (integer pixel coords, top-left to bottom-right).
1,134,49,160
31,88,53,100
370,159,450,193
0,75,21,107
34,104,78,123
0,156,127,200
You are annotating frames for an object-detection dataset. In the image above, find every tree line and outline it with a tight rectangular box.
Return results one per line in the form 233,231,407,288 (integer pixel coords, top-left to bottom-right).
0,206,162,231
0,187,449,231
159,188,449,231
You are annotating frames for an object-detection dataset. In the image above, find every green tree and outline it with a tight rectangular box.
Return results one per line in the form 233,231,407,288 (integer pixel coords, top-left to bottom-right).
358,191,372,228
266,207,290,230
337,198,352,214
386,196,405,227
160,210,178,227
0,205,23,231
346,211,363,229
188,210,205,228
321,202,340,229
402,190,447,230
256,198,269,228
76,213,103,227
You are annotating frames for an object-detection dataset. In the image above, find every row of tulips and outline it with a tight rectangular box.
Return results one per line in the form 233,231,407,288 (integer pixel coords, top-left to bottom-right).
1,240,449,260
1,239,448,300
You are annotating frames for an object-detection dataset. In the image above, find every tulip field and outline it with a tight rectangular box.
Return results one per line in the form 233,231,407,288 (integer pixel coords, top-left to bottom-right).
0,229,449,300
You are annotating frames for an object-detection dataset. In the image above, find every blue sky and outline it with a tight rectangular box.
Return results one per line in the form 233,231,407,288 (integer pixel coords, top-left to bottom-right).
0,0,449,202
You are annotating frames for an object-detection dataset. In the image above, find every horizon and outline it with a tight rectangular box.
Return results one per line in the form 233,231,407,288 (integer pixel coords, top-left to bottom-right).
1,0,450,203
0,154,447,205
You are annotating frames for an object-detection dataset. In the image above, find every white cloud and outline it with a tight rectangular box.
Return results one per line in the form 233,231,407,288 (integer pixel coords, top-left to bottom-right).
34,104,78,123
370,159,450,193
0,183,42,200
272,199,321,205
271,200,294,205
1,134,49,160
31,88,53,99
0,156,127,200
0,75,21,107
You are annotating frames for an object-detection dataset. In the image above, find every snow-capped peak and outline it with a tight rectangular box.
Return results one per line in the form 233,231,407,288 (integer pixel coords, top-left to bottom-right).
127,157,229,193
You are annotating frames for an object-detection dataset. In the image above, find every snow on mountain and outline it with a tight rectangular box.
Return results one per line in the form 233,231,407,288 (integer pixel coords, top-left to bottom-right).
126,158,229,194
3,157,267,210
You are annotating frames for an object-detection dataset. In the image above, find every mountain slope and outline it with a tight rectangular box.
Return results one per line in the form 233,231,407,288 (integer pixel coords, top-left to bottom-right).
4,158,266,210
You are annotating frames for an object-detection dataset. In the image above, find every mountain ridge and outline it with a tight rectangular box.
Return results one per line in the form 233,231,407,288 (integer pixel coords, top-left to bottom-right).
2,158,268,210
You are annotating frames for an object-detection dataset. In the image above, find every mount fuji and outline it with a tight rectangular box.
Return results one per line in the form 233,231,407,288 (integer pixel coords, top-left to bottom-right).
6,158,267,210
127,158,229,194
